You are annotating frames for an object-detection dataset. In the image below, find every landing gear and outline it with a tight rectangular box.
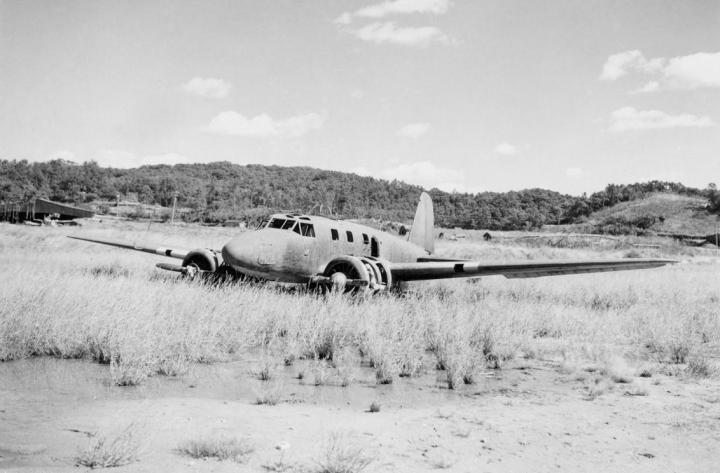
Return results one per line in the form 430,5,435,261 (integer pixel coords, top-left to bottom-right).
208,264,241,284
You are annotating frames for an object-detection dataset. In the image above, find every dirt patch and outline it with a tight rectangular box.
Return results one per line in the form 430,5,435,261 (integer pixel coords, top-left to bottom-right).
1,358,718,472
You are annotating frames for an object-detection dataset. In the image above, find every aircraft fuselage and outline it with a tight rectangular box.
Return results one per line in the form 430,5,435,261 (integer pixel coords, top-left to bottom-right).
221,214,426,283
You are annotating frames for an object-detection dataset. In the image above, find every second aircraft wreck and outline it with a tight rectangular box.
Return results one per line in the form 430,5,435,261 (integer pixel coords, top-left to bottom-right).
70,192,674,292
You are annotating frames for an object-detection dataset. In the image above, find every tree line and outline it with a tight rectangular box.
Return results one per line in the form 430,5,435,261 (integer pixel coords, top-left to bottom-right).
0,159,714,230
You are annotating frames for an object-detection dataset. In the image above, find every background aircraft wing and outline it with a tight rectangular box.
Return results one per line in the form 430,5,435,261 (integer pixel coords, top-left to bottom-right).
68,235,190,260
390,258,675,281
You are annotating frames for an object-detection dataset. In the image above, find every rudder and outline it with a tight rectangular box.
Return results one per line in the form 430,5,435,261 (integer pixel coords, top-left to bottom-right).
408,192,434,254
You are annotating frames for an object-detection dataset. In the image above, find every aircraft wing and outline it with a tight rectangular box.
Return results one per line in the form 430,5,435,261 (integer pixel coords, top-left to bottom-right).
390,258,675,281
68,235,190,260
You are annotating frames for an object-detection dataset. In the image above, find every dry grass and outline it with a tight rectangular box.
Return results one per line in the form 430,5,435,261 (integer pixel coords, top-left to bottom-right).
177,436,254,462
255,378,285,405
75,425,141,468
315,433,372,473
1,222,719,391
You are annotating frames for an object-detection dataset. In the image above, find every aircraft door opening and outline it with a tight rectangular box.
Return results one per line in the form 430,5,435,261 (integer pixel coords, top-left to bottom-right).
371,236,380,257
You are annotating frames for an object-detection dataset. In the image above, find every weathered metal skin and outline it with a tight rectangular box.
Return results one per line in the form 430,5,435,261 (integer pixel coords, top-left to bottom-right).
220,215,427,286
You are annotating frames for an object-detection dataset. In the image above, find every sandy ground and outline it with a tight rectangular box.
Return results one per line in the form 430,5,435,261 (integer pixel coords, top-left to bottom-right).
1,357,719,473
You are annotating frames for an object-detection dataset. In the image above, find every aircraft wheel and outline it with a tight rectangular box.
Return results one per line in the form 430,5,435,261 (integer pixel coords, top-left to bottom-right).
183,263,200,280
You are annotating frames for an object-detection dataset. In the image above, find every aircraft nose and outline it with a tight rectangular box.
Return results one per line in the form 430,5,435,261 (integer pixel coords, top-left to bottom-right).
222,236,253,268
222,232,278,269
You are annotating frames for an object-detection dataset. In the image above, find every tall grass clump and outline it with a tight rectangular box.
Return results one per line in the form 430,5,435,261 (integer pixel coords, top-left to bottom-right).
177,436,254,462
75,425,141,468
315,433,372,473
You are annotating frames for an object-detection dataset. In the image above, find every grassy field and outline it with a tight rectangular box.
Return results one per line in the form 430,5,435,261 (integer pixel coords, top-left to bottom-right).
1,220,718,388
3,220,720,471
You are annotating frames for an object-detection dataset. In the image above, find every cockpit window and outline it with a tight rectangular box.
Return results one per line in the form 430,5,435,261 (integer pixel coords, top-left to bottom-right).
299,222,315,237
257,220,268,230
267,217,298,231
268,218,286,229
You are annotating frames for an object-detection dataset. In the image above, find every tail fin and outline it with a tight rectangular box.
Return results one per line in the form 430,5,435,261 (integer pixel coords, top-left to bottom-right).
408,192,434,254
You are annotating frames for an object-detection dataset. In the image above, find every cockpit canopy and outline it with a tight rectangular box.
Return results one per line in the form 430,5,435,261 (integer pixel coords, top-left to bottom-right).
261,215,315,237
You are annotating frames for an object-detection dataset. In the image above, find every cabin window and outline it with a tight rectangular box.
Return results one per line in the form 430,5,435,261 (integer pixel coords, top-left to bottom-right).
299,222,315,237
331,229,339,240
362,233,369,244
346,231,354,242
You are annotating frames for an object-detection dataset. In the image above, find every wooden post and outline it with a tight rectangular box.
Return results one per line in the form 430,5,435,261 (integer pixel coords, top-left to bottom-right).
171,192,178,224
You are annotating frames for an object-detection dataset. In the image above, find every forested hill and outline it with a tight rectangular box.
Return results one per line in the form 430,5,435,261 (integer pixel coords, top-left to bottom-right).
0,159,715,230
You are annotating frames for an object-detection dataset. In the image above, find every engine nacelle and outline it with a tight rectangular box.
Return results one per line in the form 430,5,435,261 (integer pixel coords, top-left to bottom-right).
182,248,221,273
322,256,370,284
322,255,393,291
364,257,393,289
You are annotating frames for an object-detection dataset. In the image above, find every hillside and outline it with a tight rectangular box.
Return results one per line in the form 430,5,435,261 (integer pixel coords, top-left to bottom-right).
588,193,718,235
0,159,716,232
0,160,578,229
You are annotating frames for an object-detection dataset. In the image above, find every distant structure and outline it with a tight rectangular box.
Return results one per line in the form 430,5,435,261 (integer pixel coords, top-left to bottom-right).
0,198,94,224
483,232,492,241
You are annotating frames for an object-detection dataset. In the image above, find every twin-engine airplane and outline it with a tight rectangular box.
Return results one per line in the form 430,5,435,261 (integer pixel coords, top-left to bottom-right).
70,192,674,292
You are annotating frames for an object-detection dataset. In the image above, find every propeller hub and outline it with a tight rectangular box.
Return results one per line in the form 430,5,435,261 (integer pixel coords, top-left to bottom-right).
330,272,348,291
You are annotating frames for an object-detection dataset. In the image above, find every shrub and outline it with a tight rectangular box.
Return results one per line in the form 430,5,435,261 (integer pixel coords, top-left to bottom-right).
315,434,371,473
75,426,140,468
177,436,254,462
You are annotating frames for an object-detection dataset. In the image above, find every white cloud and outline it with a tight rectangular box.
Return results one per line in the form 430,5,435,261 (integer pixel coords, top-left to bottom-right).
336,0,451,24
350,166,371,176
355,0,450,19
600,50,720,90
600,50,664,81
49,150,79,162
350,89,365,99
630,81,660,94
353,22,451,47
93,150,192,168
377,161,466,192
664,52,720,89
335,12,353,25
565,167,583,178
141,153,192,166
609,106,714,132
204,111,324,137
94,149,137,167
494,142,517,155
181,77,231,98
397,122,430,138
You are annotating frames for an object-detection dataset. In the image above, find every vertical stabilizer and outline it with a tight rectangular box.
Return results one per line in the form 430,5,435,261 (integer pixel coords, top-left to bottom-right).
408,192,434,254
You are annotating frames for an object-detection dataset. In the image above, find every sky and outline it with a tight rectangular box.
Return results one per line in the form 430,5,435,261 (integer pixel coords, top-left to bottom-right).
1,0,718,195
